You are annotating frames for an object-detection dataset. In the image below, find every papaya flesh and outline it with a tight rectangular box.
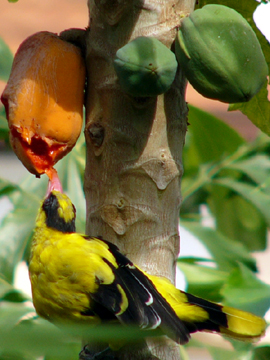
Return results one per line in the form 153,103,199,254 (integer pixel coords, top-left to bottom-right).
114,36,177,97
175,5,268,103
1,31,86,177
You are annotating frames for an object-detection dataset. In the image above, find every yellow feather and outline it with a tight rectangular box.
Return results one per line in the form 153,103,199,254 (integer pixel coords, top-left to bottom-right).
147,274,209,323
221,306,267,340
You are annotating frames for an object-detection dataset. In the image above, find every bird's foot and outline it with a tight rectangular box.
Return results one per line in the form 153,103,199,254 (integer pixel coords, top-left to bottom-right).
79,346,118,360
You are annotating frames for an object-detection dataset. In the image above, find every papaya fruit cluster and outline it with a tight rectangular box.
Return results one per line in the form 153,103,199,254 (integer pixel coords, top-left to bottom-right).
114,5,268,104
1,31,85,178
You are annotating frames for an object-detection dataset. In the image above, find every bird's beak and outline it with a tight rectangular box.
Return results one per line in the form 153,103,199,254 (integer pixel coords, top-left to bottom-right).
45,168,63,196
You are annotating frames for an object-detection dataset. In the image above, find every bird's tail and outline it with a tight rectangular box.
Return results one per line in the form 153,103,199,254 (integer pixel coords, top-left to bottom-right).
178,291,267,342
149,275,267,342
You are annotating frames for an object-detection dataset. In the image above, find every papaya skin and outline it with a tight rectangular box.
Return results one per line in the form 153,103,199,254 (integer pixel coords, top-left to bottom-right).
1,31,86,177
175,5,268,104
114,36,178,97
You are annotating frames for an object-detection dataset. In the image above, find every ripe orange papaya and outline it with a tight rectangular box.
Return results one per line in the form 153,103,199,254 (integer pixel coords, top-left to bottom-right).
1,31,86,177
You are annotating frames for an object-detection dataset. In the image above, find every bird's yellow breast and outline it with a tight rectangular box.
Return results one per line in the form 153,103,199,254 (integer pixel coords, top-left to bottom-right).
29,228,117,324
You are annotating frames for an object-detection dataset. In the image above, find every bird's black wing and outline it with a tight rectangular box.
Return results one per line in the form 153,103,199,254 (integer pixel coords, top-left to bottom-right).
87,237,190,344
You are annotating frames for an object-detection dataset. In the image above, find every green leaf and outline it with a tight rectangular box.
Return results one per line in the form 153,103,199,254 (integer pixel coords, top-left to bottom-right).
0,177,19,196
213,178,270,227
183,136,270,251
182,108,248,205
179,345,190,360
0,278,29,302
177,259,228,301
227,154,270,188
0,189,39,283
0,38,13,82
252,346,270,360
0,303,34,332
182,143,251,206
221,263,270,316
65,158,86,233
208,188,267,251
196,0,257,17
182,132,270,205
185,105,245,175
181,221,256,271
229,340,254,354
229,83,270,137
207,346,248,360
186,337,253,359
0,106,9,142
0,310,79,359
0,352,34,360
18,175,48,201
0,309,161,359
56,134,86,233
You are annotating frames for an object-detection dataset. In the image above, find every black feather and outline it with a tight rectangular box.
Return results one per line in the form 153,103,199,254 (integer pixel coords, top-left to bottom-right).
88,239,190,344
43,193,76,233
182,292,228,333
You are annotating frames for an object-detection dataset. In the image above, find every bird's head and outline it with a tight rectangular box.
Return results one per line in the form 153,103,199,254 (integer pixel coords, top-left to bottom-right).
35,169,76,233
39,190,76,233
36,172,76,235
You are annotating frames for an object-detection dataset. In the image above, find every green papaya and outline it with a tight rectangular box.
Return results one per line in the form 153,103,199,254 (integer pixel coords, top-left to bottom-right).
175,4,268,103
114,36,178,97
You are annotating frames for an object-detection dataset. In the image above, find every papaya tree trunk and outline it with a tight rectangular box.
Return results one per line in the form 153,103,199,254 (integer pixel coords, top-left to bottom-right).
84,1,196,359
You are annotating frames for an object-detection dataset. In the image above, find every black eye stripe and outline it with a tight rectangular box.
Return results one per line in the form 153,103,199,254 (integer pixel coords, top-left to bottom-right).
42,193,59,212
42,193,76,233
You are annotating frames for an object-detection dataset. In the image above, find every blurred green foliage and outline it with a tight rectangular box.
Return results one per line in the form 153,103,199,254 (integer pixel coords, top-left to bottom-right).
179,105,270,359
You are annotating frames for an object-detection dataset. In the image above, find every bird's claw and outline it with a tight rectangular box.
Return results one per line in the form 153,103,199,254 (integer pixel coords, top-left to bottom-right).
79,346,118,360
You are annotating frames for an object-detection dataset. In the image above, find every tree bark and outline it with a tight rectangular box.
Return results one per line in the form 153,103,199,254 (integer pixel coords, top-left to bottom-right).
84,1,196,359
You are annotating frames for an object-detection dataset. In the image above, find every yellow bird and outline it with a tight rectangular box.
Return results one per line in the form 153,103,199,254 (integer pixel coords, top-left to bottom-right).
29,189,266,350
